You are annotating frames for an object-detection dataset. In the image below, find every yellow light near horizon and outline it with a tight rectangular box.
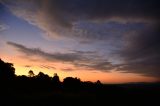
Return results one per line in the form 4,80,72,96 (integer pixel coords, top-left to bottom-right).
14,64,158,84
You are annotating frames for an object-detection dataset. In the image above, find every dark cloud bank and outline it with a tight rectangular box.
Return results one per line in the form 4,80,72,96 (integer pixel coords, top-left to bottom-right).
1,0,160,40
2,0,160,78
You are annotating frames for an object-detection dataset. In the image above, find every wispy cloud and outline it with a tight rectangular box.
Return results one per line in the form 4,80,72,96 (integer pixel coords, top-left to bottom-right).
7,41,117,72
40,65,56,70
7,41,83,62
61,68,74,72
7,41,160,77
0,24,8,32
24,65,32,68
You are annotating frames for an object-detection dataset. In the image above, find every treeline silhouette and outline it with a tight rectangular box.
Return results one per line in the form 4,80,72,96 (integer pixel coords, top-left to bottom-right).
0,59,160,106
0,59,102,92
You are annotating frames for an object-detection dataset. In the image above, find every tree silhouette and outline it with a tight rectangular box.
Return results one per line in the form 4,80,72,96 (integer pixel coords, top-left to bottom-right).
28,70,35,77
96,80,102,85
52,73,60,83
63,77,81,90
37,71,50,81
0,59,15,81
52,73,60,88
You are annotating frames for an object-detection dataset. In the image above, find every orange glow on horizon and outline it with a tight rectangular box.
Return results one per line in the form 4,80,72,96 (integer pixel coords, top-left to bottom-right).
0,55,158,84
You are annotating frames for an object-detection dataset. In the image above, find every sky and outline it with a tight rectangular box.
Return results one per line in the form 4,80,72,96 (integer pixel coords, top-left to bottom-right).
0,0,160,83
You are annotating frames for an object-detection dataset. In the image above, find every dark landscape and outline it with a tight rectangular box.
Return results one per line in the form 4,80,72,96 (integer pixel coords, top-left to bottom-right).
1,59,160,106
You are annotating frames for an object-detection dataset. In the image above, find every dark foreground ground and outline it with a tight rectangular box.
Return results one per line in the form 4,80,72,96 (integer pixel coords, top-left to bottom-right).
1,82,160,106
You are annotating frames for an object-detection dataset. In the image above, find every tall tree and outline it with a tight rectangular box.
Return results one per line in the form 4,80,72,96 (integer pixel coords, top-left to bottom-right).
0,59,15,81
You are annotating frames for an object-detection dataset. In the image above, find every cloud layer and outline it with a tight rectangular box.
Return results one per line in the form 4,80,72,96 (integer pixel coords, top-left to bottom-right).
7,41,160,78
1,0,160,78
116,26,160,77
1,0,160,40
7,41,116,71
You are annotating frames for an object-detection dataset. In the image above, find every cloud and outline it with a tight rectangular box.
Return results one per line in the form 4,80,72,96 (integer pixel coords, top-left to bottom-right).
61,68,74,72
73,59,117,71
0,3,9,32
7,41,117,71
40,65,56,70
115,25,160,77
0,24,7,31
0,25,5,32
24,65,32,68
7,41,83,62
7,41,160,78
24,64,56,70
1,0,160,40
2,0,160,21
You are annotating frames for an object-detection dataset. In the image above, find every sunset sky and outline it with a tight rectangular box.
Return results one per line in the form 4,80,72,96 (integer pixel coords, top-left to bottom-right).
0,0,160,83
